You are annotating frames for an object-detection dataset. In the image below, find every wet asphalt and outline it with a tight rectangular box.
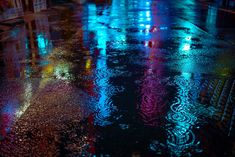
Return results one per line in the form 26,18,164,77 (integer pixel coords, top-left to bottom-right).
0,0,235,156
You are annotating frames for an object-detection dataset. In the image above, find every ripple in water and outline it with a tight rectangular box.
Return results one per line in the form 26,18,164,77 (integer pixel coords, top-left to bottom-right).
165,73,208,156
138,70,167,126
90,59,125,126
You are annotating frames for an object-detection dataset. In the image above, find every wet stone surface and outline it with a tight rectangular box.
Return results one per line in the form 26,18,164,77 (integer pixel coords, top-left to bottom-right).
0,0,235,156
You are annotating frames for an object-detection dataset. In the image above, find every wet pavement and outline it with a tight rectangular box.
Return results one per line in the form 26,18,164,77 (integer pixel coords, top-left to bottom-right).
0,0,235,156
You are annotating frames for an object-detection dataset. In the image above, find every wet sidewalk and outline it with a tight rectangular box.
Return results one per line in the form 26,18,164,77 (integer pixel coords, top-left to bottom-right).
0,0,235,156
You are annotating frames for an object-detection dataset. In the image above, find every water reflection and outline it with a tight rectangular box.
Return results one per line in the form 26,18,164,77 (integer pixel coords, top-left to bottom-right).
0,80,34,140
0,0,234,156
0,97,18,140
139,50,167,126
137,0,167,126
15,82,32,118
166,73,216,156
137,0,172,127
0,13,53,79
84,3,114,126
166,73,198,156
1,26,26,78
174,6,202,145
35,15,53,56
206,6,218,35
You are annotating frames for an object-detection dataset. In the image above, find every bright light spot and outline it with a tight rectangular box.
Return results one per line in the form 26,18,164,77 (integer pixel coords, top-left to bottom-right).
16,83,32,118
37,33,49,55
42,64,54,77
144,41,148,47
182,44,191,51
54,63,71,80
146,11,150,17
86,59,92,69
160,26,168,30
182,72,191,79
145,25,151,29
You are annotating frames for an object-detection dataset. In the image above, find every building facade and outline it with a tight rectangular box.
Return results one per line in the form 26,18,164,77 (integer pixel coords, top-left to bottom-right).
0,0,48,21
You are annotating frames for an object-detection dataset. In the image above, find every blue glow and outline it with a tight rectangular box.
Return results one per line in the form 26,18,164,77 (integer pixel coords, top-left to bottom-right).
137,0,152,37
37,34,46,48
160,26,168,30
182,72,191,79
166,73,201,156
37,33,51,55
3,102,15,114
1,99,18,138
139,18,144,22
86,3,114,126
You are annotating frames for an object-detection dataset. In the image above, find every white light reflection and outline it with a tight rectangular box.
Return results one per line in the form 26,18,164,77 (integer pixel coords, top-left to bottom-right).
137,0,152,36
182,43,191,51
16,82,32,118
